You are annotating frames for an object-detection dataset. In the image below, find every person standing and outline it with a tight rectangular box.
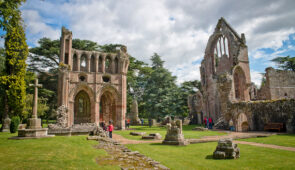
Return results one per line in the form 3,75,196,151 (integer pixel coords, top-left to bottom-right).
141,118,144,126
127,118,130,128
108,120,114,138
206,117,209,129
229,119,234,131
203,117,207,128
209,117,213,129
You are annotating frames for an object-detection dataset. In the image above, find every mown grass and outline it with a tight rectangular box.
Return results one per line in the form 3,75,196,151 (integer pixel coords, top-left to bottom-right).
114,125,226,140
126,142,295,170
239,134,295,147
0,132,119,170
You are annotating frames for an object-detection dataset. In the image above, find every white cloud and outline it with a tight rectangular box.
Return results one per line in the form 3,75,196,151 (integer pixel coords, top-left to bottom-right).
21,0,295,83
22,9,60,45
250,70,263,87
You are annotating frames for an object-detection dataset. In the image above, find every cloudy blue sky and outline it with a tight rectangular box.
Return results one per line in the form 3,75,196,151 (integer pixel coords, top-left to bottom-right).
5,0,295,86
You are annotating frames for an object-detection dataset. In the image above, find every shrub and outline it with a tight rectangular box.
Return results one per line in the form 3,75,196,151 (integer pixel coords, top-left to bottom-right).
10,116,20,133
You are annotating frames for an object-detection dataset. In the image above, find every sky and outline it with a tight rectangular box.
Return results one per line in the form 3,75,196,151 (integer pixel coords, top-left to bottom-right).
5,0,295,86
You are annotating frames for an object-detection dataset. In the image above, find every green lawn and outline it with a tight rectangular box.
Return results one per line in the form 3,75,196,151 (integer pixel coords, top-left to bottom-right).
126,142,295,170
239,134,295,148
0,132,119,170
114,125,226,140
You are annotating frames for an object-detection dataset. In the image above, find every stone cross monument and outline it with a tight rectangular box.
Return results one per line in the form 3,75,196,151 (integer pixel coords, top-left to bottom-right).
27,79,43,128
16,78,52,139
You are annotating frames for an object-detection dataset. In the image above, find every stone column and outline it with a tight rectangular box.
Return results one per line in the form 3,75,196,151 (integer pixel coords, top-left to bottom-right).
77,53,81,71
102,54,106,73
86,53,91,72
111,55,115,73
95,54,99,72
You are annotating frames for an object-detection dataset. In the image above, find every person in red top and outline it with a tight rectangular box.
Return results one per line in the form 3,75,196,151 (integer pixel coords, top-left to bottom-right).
209,117,213,129
127,119,130,128
108,120,114,138
203,117,207,128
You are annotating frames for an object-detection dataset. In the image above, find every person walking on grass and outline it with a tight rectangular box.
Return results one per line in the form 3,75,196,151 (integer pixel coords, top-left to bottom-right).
108,120,114,138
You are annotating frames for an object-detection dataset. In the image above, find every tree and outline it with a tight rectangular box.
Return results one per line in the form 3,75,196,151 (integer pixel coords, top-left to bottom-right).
0,0,28,120
271,56,295,71
143,53,178,119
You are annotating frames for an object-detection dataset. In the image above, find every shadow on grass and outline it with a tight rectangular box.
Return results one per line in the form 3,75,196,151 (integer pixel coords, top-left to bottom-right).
205,155,214,159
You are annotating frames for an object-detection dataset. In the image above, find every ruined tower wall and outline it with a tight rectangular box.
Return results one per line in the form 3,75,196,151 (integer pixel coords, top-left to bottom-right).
58,27,129,129
265,67,295,99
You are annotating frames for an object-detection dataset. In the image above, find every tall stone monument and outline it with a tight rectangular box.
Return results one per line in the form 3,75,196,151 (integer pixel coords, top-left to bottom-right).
130,99,141,125
17,79,52,138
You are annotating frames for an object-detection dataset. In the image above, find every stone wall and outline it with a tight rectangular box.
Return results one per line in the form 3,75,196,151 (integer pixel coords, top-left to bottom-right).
265,67,295,99
227,99,295,133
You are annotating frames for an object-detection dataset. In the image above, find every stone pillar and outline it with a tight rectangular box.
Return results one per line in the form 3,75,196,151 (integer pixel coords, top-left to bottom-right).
95,54,99,72
111,55,115,74
86,53,91,72
102,54,106,73
130,99,141,125
77,53,81,71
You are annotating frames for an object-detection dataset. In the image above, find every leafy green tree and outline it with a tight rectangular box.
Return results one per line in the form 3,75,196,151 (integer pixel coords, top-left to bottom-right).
0,0,28,120
271,56,295,71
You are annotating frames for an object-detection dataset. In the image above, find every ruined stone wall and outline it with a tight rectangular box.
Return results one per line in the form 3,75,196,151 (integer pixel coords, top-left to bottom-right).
200,18,251,122
227,99,295,133
265,67,295,99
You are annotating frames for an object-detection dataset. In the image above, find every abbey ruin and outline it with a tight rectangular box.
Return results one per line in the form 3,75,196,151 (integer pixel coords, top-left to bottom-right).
50,27,129,132
188,18,295,133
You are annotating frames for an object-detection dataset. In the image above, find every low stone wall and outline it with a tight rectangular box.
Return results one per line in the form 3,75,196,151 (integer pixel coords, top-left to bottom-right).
228,99,295,133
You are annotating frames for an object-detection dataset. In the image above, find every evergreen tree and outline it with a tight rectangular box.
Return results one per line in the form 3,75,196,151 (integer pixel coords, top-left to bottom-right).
143,53,178,119
0,0,28,119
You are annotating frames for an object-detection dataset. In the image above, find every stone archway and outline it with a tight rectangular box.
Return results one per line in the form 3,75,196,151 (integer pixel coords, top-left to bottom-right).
100,91,117,126
236,113,249,132
74,90,91,124
234,67,246,101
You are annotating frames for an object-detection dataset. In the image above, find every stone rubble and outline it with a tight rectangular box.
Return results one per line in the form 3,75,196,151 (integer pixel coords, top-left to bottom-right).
142,133,162,140
130,132,146,136
88,136,169,169
213,138,240,159
162,120,188,146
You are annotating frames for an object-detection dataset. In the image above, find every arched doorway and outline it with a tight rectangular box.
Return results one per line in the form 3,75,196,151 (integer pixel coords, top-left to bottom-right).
234,67,246,101
236,113,249,132
74,90,91,124
100,91,116,125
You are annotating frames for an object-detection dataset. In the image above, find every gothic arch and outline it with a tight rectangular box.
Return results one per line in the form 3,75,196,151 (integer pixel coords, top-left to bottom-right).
236,113,249,132
73,53,78,71
233,66,247,101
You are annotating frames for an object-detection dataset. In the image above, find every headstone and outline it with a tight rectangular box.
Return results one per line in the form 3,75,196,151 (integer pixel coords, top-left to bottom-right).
213,138,240,159
162,120,188,145
2,117,11,132
130,100,141,125
15,79,53,139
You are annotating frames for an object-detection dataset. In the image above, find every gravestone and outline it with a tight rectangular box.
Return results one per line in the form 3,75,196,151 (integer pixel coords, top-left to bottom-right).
162,120,188,145
213,138,240,159
2,116,11,132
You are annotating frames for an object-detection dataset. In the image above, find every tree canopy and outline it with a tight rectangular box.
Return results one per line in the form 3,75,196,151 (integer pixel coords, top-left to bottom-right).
271,56,295,71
